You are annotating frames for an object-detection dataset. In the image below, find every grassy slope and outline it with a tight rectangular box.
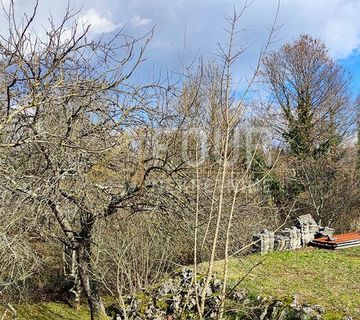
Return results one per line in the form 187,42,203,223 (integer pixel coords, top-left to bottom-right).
1,303,91,320
210,247,360,319
2,247,360,319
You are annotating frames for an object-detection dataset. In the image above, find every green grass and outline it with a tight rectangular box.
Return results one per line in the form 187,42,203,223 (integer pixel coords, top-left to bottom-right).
207,247,360,319
2,247,360,319
1,303,91,320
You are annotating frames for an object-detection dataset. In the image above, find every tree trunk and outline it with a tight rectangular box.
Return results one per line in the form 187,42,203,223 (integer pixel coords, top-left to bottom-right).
63,245,82,309
76,222,107,320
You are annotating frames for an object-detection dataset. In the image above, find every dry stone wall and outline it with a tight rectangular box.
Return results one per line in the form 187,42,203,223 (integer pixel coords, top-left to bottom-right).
106,267,328,320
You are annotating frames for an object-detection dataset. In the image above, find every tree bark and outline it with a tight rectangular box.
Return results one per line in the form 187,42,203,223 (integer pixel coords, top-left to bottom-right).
76,221,107,320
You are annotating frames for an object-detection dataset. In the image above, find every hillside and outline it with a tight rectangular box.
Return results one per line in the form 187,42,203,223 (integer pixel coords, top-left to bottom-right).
210,247,360,319
3,247,360,320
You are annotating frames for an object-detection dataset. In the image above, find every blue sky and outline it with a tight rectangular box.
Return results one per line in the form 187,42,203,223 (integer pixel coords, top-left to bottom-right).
3,0,360,95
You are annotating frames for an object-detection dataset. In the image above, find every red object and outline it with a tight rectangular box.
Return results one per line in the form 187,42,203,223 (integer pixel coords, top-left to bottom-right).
311,232,360,249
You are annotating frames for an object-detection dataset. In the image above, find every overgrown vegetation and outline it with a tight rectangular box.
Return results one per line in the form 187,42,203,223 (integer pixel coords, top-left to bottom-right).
3,248,360,319
0,0,359,319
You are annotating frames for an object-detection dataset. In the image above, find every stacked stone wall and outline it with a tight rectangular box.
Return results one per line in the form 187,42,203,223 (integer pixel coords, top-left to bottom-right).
252,214,334,254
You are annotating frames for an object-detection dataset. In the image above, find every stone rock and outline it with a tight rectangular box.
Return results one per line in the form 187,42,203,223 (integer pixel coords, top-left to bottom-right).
106,268,226,320
231,290,247,302
211,279,222,293
252,214,322,254
315,227,335,238
296,214,319,245
274,235,287,251
106,267,326,320
290,294,300,308
253,297,324,320
279,227,302,250
312,305,325,314
253,229,275,254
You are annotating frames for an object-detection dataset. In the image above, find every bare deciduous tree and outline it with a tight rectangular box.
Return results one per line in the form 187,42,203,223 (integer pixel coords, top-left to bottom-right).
174,3,280,318
260,35,358,225
261,34,353,157
0,2,180,319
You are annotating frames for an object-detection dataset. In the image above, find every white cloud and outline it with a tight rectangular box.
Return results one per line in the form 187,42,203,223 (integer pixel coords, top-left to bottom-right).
323,19,360,59
319,1,360,59
130,15,151,27
1,0,360,80
81,9,120,34
265,0,360,60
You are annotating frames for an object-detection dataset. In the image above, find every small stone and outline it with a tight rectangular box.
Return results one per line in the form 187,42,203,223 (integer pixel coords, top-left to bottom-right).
302,306,314,314
312,304,325,313
211,279,222,293
290,294,300,307
231,290,247,302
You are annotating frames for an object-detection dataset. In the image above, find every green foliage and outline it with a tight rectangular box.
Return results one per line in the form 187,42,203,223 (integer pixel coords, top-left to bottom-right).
283,125,311,157
248,151,291,206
